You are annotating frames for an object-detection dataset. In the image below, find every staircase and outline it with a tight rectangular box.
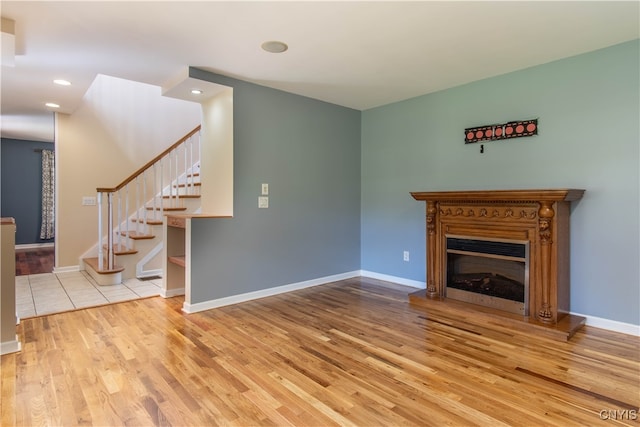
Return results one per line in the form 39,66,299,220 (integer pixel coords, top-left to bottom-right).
83,126,201,285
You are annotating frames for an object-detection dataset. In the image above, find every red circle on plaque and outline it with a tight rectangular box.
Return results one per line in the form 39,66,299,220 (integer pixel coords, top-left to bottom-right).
516,125,524,133
467,132,474,140
505,126,513,135
485,129,493,137
495,127,503,136
527,123,536,132
475,130,483,138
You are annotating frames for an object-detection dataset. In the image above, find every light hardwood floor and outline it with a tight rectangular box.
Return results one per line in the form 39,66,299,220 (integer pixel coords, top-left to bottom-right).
1,277,638,426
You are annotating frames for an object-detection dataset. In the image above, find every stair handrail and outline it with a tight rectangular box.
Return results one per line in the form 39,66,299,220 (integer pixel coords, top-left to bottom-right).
96,125,201,193
95,125,201,271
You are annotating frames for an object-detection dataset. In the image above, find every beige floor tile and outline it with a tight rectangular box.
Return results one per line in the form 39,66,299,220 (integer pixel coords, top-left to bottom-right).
71,296,110,309
129,285,161,297
15,276,30,286
60,281,96,291
28,273,58,282
17,305,36,319
16,270,163,317
36,301,74,315
29,282,62,292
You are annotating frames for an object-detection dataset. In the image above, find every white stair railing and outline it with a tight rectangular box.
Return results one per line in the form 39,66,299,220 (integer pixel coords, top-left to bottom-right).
96,126,201,271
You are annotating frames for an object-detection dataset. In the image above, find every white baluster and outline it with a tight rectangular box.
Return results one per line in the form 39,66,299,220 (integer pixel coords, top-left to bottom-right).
125,185,130,250
142,170,147,234
107,192,114,270
116,190,122,253
135,176,140,236
98,192,103,271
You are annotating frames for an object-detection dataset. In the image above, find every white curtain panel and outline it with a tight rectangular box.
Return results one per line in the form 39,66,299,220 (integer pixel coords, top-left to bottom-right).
40,149,55,240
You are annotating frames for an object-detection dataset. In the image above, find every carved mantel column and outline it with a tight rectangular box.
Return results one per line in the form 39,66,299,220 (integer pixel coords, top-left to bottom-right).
426,200,438,298
537,200,555,323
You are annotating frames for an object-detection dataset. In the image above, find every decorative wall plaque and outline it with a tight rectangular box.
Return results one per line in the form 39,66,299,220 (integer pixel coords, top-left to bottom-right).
465,119,538,144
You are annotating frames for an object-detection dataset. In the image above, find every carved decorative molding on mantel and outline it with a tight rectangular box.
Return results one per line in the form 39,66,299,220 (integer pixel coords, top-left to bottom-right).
409,189,586,341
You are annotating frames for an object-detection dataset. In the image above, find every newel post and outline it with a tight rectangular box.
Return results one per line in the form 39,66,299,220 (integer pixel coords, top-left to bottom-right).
537,200,555,323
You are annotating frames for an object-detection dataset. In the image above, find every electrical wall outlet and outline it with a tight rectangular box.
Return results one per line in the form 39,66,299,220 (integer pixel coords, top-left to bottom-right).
258,196,269,208
403,251,410,262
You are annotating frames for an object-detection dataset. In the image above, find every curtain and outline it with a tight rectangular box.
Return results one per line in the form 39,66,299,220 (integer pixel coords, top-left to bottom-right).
40,149,55,240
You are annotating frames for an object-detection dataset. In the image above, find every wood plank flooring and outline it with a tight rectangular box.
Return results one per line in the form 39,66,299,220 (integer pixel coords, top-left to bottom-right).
2,277,638,426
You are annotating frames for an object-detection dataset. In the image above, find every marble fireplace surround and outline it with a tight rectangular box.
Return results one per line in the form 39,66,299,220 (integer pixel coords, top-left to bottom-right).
409,189,585,341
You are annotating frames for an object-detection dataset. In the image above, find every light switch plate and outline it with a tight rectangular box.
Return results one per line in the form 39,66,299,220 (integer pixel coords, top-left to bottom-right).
82,196,97,206
258,196,269,208
261,183,269,195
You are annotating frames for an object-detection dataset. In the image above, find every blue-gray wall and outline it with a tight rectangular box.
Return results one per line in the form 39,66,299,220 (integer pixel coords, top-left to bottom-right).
1,138,55,245
189,70,362,302
361,40,639,325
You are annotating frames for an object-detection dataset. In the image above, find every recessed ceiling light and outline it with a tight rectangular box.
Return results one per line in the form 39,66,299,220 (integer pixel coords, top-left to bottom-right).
191,89,203,95
261,40,288,54
53,79,71,86
45,102,60,108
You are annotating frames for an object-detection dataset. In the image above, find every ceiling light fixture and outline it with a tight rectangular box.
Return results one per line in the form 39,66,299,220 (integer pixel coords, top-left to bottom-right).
53,79,71,86
261,40,288,54
191,89,202,95
45,102,60,108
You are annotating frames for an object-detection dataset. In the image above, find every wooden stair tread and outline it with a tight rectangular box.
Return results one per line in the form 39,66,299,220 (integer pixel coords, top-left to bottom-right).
146,207,187,211
162,194,201,199
119,231,155,240
83,257,124,274
131,218,162,225
174,182,201,188
103,244,138,255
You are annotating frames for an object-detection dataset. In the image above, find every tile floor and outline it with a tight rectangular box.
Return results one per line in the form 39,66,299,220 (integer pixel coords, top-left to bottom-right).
16,270,162,319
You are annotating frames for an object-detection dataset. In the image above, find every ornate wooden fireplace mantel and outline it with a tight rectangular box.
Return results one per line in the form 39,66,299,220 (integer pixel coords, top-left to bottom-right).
410,189,585,341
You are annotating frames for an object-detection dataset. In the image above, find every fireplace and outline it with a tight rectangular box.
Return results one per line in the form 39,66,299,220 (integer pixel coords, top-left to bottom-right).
409,189,586,341
445,236,529,315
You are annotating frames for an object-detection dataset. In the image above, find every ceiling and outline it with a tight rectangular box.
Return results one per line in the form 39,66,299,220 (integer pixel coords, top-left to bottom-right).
1,1,638,142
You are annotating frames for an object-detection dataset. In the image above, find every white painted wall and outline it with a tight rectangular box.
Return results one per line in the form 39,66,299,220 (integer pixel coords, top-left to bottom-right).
200,88,234,215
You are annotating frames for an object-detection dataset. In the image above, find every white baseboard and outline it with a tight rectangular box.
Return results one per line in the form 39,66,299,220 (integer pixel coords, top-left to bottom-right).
359,270,426,289
0,337,21,355
161,287,185,298
572,312,640,336
16,243,54,250
53,265,80,274
182,270,361,314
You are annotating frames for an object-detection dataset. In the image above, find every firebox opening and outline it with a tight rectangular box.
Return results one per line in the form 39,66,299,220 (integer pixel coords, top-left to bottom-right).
445,236,529,316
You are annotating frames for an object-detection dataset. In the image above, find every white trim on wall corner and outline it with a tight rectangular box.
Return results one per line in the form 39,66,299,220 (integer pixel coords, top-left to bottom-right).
182,271,361,314
0,337,21,355
16,243,54,250
161,288,185,298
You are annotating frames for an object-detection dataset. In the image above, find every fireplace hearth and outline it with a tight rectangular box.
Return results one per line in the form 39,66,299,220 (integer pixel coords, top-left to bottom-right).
409,189,586,341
